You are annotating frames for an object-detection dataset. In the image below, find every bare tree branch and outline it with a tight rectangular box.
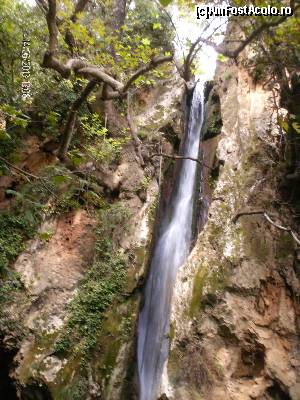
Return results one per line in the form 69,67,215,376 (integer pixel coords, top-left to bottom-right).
229,14,293,58
232,210,265,223
153,0,186,60
181,18,227,81
36,0,48,14
0,156,57,197
150,153,212,169
46,0,58,53
0,156,41,181
232,209,300,246
122,55,173,93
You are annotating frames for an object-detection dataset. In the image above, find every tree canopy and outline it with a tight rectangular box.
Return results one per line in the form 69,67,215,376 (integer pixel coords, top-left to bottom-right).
0,0,299,164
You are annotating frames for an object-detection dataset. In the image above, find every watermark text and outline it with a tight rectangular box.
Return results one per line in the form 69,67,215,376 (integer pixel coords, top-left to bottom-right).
197,5,294,20
21,31,31,101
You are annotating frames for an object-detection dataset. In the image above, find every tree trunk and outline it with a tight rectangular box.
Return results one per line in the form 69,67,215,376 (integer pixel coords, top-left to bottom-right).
110,0,127,31
58,79,97,160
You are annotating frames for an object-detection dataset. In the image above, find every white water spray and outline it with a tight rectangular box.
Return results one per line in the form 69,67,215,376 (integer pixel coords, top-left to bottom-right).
137,81,205,400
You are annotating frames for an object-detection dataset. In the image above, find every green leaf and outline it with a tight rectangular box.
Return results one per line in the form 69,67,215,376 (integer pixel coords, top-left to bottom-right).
153,22,162,30
39,231,53,242
5,189,23,198
158,0,172,6
217,54,228,63
292,122,300,134
278,117,289,133
141,38,151,46
47,111,60,127
51,175,70,185
13,117,28,128
69,152,85,167
0,129,11,140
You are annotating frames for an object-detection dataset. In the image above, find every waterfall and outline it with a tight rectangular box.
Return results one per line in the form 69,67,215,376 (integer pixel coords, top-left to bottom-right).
137,81,205,400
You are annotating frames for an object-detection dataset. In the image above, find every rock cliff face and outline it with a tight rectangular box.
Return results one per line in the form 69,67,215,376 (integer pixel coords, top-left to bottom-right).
166,59,300,400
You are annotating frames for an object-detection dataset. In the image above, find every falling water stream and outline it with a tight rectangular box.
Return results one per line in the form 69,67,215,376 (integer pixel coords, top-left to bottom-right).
137,81,205,400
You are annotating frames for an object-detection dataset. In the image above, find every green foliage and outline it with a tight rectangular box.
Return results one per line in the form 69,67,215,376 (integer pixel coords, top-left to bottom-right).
217,54,229,63
80,113,128,164
0,211,40,275
0,104,29,160
80,113,108,138
235,1,300,82
38,230,54,242
32,78,78,139
0,104,29,141
125,0,174,58
0,272,22,303
57,377,89,400
54,251,127,360
159,0,173,6
54,203,131,362
0,270,27,341
137,175,152,192
50,0,174,81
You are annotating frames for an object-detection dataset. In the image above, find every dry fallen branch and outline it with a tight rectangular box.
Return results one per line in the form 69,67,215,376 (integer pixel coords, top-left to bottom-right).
0,155,41,181
0,156,57,197
232,209,300,245
150,153,212,169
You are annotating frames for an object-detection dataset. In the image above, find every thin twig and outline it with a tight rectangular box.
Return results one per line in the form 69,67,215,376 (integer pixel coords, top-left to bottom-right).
0,156,57,198
150,153,212,169
0,156,41,180
232,209,300,245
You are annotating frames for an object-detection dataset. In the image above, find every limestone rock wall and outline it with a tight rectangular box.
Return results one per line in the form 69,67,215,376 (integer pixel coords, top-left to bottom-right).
167,59,300,400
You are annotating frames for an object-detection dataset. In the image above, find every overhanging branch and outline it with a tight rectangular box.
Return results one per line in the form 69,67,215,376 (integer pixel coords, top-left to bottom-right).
42,0,173,99
122,55,173,93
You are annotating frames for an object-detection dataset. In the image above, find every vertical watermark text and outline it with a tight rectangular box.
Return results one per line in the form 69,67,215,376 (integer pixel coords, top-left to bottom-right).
21,31,31,101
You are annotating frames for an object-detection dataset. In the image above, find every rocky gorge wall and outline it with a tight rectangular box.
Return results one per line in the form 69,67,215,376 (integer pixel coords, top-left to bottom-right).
165,57,300,400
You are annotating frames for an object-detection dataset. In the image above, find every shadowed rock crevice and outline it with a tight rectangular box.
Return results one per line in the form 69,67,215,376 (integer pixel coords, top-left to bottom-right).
202,83,223,142
0,348,18,400
266,382,291,400
20,380,53,400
